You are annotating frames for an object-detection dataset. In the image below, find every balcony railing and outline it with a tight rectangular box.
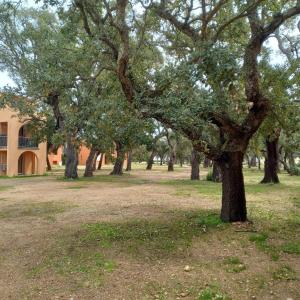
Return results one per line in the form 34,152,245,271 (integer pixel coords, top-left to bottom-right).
0,163,7,172
18,136,38,148
0,135,7,147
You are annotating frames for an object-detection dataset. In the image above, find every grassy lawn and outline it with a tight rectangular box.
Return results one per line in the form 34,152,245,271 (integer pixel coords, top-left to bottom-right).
0,165,299,299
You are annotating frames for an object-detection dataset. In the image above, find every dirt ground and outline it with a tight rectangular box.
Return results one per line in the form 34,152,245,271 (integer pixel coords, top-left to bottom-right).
0,165,299,300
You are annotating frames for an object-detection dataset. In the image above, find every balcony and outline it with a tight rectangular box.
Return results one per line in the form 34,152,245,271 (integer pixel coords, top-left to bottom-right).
0,135,7,148
0,163,7,172
18,137,38,149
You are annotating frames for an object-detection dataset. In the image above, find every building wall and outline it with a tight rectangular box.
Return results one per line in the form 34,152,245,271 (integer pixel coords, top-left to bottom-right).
0,107,47,176
48,146,127,168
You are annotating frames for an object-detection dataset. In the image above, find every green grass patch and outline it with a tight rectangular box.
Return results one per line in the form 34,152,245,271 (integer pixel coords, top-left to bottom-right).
160,179,221,199
28,244,115,287
65,185,87,189
223,257,246,273
198,286,231,300
0,185,12,191
272,265,297,281
291,196,300,208
281,242,300,255
59,174,151,186
249,233,268,243
249,232,279,261
81,211,225,259
0,201,72,220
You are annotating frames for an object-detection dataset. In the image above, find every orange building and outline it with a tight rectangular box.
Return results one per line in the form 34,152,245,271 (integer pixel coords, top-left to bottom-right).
0,106,47,176
48,145,125,168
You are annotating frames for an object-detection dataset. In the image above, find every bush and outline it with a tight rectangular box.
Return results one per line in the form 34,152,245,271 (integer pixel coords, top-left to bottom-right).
206,170,213,181
290,167,300,176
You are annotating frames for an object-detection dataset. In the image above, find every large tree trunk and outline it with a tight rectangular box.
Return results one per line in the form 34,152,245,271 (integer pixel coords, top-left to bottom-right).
110,142,125,175
46,155,52,171
125,151,132,171
168,151,175,172
190,148,200,180
46,143,52,171
84,148,97,177
146,149,156,170
261,135,280,184
97,153,104,170
64,137,78,179
212,162,222,182
219,152,247,222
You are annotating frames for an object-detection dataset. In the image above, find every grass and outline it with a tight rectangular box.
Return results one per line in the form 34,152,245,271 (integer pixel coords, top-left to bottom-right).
0,185,13,191
223,257,246,273
27,210,226,289
198,286,230,300
0,201,72,220
29,244,116,287
272,265,297,281
81,210,225,259
59,173,151,187
1,166,300,298
281,242,300,255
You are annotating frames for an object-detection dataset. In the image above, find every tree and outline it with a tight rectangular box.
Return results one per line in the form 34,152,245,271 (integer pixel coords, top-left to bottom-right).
166,129,176,172
0,4,102,179
145,123,167,170
190,147,201,180
156,138,169,165
72,0,300,221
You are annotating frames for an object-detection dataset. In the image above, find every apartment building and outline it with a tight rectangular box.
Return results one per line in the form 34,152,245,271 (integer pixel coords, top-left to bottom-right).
0,106,47,176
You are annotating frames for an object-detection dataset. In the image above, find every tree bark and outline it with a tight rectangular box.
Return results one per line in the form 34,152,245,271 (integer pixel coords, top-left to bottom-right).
125,151,132,171
219,152,247,222
110,142,125,175
168,151,175,171
84,148,97,177
246,154,251,168
64,137,78,179
203,157,211,168
190,148,200,180
250,156,257,167
146,149,156,170
97,153,104,170
261,136,280,184
179,159,184,167
46,155,52,171
160,156,163,165
212,162,222,182
46,143,52,171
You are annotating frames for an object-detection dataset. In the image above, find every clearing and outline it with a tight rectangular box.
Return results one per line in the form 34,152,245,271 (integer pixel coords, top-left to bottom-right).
0,165,299,300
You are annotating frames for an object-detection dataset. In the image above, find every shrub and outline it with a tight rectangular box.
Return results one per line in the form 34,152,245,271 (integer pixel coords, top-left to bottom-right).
206,170,213,181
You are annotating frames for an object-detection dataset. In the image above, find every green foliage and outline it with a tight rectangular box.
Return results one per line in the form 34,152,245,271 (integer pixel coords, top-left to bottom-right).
206,170,213,181
281,242,300,255
290,167,300,176
198,286,230,300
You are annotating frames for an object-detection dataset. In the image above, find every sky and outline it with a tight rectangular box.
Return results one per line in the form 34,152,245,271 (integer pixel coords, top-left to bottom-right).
0,1,286,89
